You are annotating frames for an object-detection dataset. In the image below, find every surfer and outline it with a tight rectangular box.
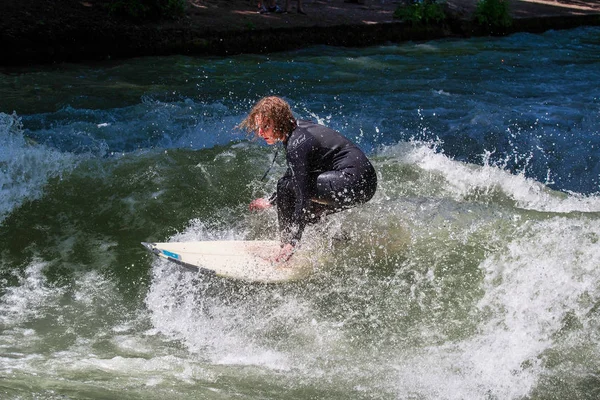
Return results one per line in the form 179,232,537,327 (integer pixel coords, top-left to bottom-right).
239,96,377,262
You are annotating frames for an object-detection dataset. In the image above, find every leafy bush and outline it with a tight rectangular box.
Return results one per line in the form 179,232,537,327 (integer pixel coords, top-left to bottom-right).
394,0,447,25
108,0,186,21
473,0,512,31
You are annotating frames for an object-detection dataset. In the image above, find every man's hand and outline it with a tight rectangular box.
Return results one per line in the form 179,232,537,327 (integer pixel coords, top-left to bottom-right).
275,243,295,263
249,198,272,211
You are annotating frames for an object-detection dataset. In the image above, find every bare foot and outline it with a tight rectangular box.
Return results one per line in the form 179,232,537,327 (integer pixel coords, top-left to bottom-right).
275,243,295,263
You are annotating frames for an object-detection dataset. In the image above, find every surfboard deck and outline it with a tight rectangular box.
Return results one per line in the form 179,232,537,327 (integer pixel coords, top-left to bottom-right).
142,240,312,283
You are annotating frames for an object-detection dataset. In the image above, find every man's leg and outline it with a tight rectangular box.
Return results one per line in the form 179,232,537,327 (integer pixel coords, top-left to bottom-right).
314,169,376,208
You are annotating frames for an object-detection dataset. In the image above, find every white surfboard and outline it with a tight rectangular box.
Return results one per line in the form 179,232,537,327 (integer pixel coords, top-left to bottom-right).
142,240,313,283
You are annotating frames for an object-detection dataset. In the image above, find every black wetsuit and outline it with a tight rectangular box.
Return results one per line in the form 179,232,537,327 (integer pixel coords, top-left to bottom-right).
274,120,377,245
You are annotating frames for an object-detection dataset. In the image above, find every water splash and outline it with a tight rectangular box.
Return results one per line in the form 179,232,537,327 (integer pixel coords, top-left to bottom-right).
0,112,77,223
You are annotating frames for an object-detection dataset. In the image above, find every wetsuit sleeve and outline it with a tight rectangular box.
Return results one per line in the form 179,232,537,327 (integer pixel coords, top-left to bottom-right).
286,137,314,245
268,167,293,204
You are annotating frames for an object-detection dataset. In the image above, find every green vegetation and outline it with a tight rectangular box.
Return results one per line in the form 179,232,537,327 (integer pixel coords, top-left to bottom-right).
393,0,447,25
473,0,513,32
108,0,186,21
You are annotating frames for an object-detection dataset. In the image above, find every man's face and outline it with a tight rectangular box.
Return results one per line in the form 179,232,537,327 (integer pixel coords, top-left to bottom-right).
255,115,277,145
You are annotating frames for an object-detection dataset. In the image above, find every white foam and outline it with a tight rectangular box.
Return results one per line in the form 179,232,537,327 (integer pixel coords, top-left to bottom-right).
144,259,293,371
51,353,217,385
381,216,600,399
466,217,599,394
0,261,64,327
0,112,77,223
379,142,600,213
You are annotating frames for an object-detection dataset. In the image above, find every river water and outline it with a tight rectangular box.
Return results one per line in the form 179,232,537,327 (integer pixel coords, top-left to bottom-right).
1,27,600,399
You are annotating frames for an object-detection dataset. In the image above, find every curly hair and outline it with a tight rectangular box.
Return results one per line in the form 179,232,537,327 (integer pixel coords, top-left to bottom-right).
238,96,297,141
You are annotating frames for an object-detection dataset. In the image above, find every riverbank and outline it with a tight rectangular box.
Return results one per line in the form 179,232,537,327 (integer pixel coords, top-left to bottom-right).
2,0,600,67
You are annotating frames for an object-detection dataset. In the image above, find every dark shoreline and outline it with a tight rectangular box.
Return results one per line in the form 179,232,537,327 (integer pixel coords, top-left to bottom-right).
2,2,600,68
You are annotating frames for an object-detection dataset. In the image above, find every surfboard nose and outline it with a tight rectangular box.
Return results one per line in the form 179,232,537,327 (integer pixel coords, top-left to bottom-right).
141,242,159,254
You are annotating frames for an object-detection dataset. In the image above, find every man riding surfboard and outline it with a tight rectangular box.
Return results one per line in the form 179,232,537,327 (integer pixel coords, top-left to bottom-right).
239,96,377,262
